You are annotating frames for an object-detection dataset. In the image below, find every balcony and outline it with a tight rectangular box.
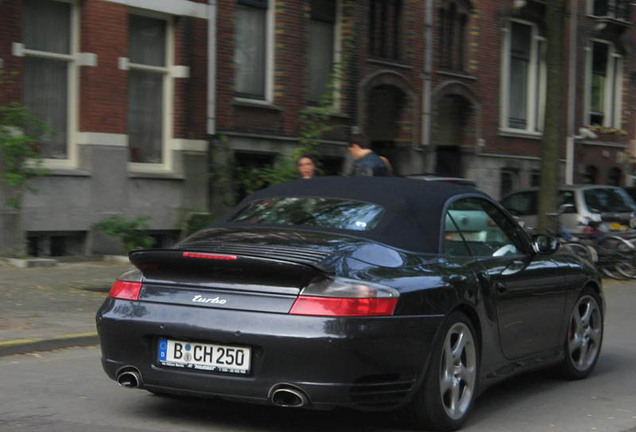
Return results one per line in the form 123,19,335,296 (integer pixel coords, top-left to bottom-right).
590,0,631,37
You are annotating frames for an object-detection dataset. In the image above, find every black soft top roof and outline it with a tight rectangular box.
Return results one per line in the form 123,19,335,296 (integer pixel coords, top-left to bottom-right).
222,176,489,253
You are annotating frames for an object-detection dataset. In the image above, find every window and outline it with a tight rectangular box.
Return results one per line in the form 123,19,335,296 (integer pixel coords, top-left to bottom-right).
307,0,338,104
501,192,537,217
584,165,598,184
608,167,622,186
501,21,545,132
531,169,541,187
22,0,75,160
583,187,634,212
230,197,385,231
235,0,269,100
438,1,470,72
444,198,524,257
589,0,629,20
369,0,401,60
586,41,623,128
128,14,170,164
500,169,516,198
558,191,577,213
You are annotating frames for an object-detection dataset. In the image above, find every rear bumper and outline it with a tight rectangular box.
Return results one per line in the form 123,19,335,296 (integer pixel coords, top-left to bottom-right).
96,298,443,410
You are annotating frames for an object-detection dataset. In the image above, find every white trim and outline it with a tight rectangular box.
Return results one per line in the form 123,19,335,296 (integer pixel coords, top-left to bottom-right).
585,39,623,128
129,62,169,74
125,12,175,172
76,132,128,146
171,65,190,78
12,42,24,57
118,57,129,71
171,139,208,152
22,0,80,168
103,0,207,19
500,19,545,133
77,52,98,67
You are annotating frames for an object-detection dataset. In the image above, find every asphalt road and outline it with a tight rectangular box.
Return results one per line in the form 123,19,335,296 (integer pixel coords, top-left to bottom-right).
1,280,635,432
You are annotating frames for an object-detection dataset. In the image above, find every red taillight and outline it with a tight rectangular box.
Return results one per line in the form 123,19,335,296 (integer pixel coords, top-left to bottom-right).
109,280,142,301
290,296,398,317
183,252,237,260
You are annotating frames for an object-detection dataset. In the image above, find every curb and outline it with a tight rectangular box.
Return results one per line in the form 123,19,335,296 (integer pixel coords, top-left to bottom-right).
0,332,99,357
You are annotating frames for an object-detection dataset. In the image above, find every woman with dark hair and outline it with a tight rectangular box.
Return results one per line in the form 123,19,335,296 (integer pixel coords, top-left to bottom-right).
297,155,318,179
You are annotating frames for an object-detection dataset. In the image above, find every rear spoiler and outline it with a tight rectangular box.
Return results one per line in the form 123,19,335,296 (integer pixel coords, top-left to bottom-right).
129,249,323,294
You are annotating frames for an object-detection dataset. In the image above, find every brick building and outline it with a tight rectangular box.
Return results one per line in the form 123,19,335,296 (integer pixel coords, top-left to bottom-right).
427,0,634,199
0,0,634,256
214,0,427,180
0,0,211,255
215,0,635,200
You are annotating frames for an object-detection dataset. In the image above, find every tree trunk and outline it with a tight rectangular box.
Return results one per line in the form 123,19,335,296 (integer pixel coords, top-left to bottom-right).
537,0,566,233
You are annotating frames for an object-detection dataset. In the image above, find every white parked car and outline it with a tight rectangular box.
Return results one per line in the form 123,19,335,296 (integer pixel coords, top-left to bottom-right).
501,185,636,234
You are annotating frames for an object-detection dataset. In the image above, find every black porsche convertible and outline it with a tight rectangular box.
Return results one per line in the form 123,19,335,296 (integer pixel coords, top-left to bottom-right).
96,176,604,431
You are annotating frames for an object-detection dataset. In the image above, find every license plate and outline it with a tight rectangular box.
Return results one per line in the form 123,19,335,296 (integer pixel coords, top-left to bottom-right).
157,338,251,375
609,223,627,231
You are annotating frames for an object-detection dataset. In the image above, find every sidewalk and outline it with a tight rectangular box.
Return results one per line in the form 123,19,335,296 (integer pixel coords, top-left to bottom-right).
0,258,132,356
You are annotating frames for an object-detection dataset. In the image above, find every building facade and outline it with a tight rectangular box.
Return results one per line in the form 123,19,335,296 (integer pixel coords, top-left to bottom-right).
0,0,634,256
428,0,634,199
1,0,210,255
214,0,427,181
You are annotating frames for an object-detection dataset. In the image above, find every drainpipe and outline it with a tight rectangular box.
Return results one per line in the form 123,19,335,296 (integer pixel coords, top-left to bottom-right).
207,0,217,136
421,0,433,153
565,0,578,185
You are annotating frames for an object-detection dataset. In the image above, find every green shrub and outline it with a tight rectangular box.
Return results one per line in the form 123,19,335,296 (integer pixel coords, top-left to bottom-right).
95,215,155,253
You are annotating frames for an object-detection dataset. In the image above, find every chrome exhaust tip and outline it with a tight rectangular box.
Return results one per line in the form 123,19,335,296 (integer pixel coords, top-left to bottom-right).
270,385,308,408
116,369,142,389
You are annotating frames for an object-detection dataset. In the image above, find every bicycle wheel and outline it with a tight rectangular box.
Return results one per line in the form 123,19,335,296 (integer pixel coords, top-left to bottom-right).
600,265,625,280
615,261,636,279
561,242,595,263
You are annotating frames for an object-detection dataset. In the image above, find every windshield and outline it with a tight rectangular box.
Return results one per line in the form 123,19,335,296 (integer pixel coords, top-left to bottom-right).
582,188,635,213
230,197,385,231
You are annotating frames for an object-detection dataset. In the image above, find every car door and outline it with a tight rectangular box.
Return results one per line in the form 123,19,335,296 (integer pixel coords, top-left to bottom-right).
447,198,566,360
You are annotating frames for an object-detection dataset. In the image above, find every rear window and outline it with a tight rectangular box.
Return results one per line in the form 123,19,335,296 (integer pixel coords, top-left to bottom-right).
501,192,536,216
583,188,635,213
230,197,385,231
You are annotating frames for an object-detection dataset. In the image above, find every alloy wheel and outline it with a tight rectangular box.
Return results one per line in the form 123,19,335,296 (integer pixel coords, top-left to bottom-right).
439,322,477,420
568,295,602,372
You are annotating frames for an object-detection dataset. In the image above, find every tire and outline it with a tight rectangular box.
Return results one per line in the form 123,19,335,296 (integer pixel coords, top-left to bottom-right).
561,242,595,263
615,261,636,279
559,288,603,380
404,311,479,431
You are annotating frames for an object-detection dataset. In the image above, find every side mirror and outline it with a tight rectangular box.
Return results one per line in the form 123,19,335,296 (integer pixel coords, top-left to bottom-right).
558,203,575,214
532,234,559,255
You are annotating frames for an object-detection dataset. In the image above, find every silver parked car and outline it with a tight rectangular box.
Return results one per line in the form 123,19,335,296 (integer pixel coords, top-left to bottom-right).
501,185,636,234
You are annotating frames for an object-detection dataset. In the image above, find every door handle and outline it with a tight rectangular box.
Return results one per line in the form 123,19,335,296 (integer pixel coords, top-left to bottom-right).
502,260,526,276
494,282,507,294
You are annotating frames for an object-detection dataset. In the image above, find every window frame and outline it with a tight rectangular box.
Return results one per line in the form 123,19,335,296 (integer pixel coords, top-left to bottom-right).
588,0,628,19
443,197,529,258
368,0,402,61
306,0,342,108
500,19,546,135
234,0,275,103
584,39,623,129
437,1,470,72
20,0,79,169
126,10,175,173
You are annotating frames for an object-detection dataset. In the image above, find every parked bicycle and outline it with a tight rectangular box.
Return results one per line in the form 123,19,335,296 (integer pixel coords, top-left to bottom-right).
540,206,636,279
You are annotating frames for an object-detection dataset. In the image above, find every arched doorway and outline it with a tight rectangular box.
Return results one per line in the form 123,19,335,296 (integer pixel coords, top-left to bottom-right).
358,70,417,175
366,84,405,172
431,82,480,178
